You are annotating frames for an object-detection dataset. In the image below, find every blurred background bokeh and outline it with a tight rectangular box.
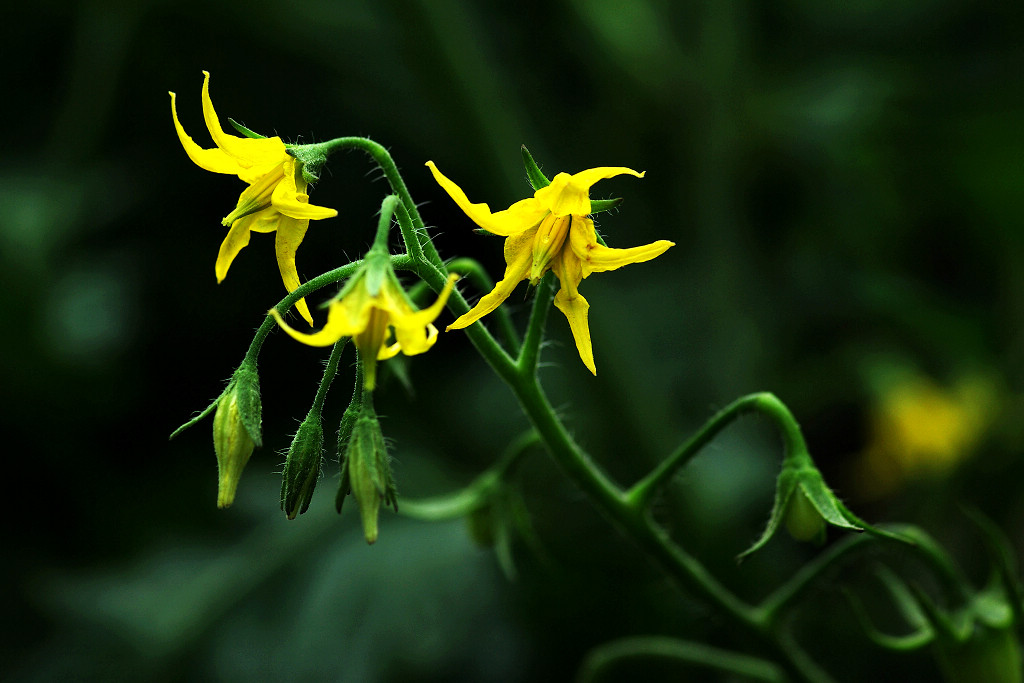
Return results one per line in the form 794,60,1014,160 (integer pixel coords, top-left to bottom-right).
3,1,1023,680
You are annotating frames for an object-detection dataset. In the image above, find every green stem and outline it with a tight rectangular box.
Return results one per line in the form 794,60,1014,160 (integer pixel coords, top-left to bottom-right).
400,430,539,521
309,339,347,416
577,636,784,683
509,372,761,631
758,523,970,625
517,271,556,375
407,262,518,385
626,392,803,511
370,195,400,255
307,136,443,269
392,198,426,265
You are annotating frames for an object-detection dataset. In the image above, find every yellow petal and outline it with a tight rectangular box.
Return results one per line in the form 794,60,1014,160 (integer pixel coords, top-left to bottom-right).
246,209,282,234
270,160,338,221
377,339,404,360
270,295,370,347
200,71,288,183
426,161,547,236
552,248,595,374
170,91,242,176
275,216,313,326
215,216,254,283
389,275,458,353
568,217,674,278
221,162,286,226
553,287,595,375
447,229,535,330
535,167,644,217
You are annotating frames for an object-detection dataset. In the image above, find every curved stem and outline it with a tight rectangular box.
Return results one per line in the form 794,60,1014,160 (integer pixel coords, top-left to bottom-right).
577,636,784,683
508,372,762,632
626,392,775,510
307,136,443,269
759,523,972,625
400,430,539,521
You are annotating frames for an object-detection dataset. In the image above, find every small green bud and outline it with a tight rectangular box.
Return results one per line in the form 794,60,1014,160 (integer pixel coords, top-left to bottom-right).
338,405,397,544
739,451,868,560
281,415,324,519
213,385,257,509
783,484,826,544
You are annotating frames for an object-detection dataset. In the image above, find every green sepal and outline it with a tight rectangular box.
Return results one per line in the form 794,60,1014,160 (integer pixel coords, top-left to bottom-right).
230,362,263,447
334,383,364,514
738,456,863,560
228,118,266,139
280,413,325,519
287,143,328,184
521,145,551,191
169,395,219,440
589,197,623,215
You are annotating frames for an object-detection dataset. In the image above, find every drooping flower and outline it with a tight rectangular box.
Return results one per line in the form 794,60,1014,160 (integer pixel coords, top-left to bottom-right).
170,71,337,324
426,160,674,374
270,251,458,390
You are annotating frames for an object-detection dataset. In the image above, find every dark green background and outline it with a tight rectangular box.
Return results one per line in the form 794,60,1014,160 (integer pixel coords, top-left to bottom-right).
3,1,1023,680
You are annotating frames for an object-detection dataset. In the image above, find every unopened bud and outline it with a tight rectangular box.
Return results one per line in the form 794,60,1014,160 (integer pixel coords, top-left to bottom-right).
338,405,397,544
213,386,257,508
783,484,826,544
281,415,324,519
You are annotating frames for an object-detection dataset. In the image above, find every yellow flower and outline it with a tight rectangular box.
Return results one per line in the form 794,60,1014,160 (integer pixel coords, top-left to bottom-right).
169,71,337,325
854,371,997,499
426,160,674,374
270,266,459,390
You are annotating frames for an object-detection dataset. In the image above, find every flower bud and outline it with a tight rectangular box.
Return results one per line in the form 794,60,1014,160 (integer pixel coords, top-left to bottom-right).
280,415,324,519
338,405,397,544
213,384,257,508
783,484,826,544
739,454,867,560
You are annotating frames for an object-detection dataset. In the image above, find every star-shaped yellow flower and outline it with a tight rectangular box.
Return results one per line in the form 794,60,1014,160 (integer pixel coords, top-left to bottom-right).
271,264,459,390
170,71,337,325
426,160,674,374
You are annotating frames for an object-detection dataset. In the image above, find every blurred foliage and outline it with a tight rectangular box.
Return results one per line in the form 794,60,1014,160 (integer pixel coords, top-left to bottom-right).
2,0,1023,681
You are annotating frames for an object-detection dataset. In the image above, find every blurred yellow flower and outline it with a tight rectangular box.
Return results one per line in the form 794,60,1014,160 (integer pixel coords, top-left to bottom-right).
170,71,337,325
427,161,673,374
856,372,997,498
